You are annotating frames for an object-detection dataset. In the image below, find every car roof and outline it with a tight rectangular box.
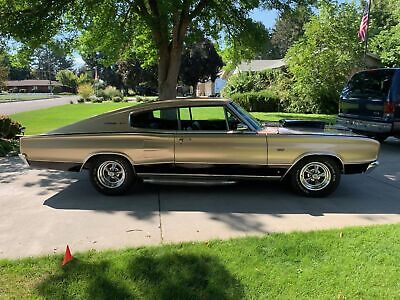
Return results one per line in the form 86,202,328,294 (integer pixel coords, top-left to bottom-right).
131,98,231,112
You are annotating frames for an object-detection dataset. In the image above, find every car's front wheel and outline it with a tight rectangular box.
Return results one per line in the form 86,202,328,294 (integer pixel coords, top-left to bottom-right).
89,156,135,195
290,157,341,197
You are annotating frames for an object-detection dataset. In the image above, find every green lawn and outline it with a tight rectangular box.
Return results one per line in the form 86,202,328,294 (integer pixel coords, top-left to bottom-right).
1,224,400,299
11,103,134,135
11,103,336,135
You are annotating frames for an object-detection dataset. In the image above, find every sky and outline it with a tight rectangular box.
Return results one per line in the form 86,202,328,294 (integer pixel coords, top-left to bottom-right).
72,8,279,68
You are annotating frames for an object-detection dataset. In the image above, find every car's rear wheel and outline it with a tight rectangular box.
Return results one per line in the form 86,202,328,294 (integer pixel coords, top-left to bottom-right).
89,156,135,195
290,157,341,197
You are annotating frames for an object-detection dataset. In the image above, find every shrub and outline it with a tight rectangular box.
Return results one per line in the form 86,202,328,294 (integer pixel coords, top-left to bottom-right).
230,90,280,112
103,86,122,100
0,115,24,139
52,86,62,94
77,84,94,101
77,98,85,103
91,96,104,103
112,96,123,103
0,139,13,156
222,69,283,97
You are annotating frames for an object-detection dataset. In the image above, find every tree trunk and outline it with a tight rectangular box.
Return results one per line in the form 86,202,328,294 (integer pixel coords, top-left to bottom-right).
192,82,198,98
157,41,185,100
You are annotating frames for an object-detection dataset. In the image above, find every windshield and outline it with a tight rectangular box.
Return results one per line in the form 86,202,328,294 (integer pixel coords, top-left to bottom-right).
229,102,262,130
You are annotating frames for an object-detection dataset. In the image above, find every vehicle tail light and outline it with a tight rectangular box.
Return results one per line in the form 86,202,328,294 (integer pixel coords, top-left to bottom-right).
383,102,395,120
384,102,395,114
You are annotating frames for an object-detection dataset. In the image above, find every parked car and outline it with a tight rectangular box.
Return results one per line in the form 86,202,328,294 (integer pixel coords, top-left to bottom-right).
19,99,380,197
337,68,400,142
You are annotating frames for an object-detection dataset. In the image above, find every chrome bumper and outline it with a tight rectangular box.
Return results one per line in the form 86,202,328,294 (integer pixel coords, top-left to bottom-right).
366,161,379,173
337,117,392,134
18,153,30,167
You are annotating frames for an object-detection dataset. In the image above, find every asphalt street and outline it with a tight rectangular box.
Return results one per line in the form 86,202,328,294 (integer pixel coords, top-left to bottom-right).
0,95,78,115
0,138,399,258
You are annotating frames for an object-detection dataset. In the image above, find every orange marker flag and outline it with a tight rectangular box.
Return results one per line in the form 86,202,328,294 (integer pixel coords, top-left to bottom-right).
62,245,73,266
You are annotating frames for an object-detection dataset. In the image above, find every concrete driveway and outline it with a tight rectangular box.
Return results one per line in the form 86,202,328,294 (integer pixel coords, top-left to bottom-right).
1,139,399,259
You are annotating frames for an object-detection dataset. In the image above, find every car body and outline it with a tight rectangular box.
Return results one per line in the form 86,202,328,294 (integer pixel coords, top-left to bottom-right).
19,99,380,197
337,68,400,142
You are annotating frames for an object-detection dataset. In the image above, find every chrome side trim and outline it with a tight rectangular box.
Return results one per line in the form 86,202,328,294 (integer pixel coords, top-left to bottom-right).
281,152,345,179
366,161,379,173
137,173,282,180
80,152,136,172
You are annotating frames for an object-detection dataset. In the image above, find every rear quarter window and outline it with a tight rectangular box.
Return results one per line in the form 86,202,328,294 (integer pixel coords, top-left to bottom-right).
347,69,395,99
130,108,178,130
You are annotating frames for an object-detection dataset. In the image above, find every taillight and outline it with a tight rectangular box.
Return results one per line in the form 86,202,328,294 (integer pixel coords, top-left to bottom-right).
384,102,395,114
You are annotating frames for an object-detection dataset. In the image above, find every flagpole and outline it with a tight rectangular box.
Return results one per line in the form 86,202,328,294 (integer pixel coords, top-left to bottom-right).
364,0,372,66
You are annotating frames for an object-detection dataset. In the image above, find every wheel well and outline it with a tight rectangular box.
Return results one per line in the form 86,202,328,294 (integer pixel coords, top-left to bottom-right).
81,154,135,173
283,154,344,179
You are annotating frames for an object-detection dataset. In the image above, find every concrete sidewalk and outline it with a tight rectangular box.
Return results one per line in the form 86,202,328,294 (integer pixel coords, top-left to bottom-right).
0,139,400,259
0,95,78,115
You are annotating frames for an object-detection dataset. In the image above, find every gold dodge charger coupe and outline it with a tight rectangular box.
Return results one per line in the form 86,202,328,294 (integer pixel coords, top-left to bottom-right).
19,99,380,197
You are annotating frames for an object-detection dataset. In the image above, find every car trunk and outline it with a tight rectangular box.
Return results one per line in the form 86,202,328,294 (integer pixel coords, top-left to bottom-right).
339,69,395,121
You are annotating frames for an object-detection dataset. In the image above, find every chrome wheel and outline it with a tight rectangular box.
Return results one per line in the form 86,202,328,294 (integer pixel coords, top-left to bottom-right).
299,162,331,191
97,160,126,189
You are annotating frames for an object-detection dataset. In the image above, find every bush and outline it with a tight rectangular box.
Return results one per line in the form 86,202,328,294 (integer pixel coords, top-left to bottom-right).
0,115,24,139
222,69,283,97
0,139,13,156
103,86,122,100
91,96,104,103
77,83,94,101
77,98,85,103
112,96,123,103
230,90,280,112
52,86,62,94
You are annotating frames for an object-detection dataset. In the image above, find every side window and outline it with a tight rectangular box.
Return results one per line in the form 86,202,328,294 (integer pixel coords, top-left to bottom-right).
226,109,243,131
130,108,178,130
179,106,228,131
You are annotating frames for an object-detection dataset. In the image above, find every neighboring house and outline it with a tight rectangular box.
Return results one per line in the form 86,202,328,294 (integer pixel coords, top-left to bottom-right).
233,59,286,74
5,80,65,93
197,59,287,96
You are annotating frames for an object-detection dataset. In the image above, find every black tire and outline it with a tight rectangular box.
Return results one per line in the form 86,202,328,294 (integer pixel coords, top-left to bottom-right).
289,157,341,197
89,155,135,195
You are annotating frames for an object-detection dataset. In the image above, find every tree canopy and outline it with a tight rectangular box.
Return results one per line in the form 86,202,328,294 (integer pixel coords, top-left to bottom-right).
180,40,223,96
0,0,294,99
285,1,363,113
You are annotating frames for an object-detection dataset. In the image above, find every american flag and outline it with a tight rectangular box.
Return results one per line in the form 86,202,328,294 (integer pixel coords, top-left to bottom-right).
358,2,370,41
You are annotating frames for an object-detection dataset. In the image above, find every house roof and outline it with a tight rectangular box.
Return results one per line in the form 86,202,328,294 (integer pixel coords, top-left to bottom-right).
6,80,63,87
235,59,286,73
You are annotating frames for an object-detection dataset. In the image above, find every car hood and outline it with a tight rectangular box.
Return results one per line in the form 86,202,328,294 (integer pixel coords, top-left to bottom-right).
260,125,365,137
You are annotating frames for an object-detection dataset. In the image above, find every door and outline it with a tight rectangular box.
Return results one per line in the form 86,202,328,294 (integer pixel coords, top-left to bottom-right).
175,105,267,176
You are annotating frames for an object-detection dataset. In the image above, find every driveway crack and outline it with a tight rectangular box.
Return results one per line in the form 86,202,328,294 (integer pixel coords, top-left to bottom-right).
158,190,164,243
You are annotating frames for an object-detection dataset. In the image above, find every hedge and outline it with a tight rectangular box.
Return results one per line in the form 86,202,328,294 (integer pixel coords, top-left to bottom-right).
230,90,280,112
0,115,24,139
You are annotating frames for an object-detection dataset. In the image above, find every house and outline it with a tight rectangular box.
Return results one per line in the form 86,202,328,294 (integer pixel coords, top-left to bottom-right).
5,80,65,93
234,59,286,74
196,59,287,97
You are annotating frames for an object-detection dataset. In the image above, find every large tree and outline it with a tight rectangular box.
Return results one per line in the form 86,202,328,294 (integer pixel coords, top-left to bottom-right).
369,0,400,66
0,0,293,100
30,44,73,80
180,40,223,96
270,4,313,58
285,2,364,114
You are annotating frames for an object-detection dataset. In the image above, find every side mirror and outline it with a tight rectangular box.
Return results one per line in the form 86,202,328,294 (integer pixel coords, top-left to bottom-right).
236,123,249,131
